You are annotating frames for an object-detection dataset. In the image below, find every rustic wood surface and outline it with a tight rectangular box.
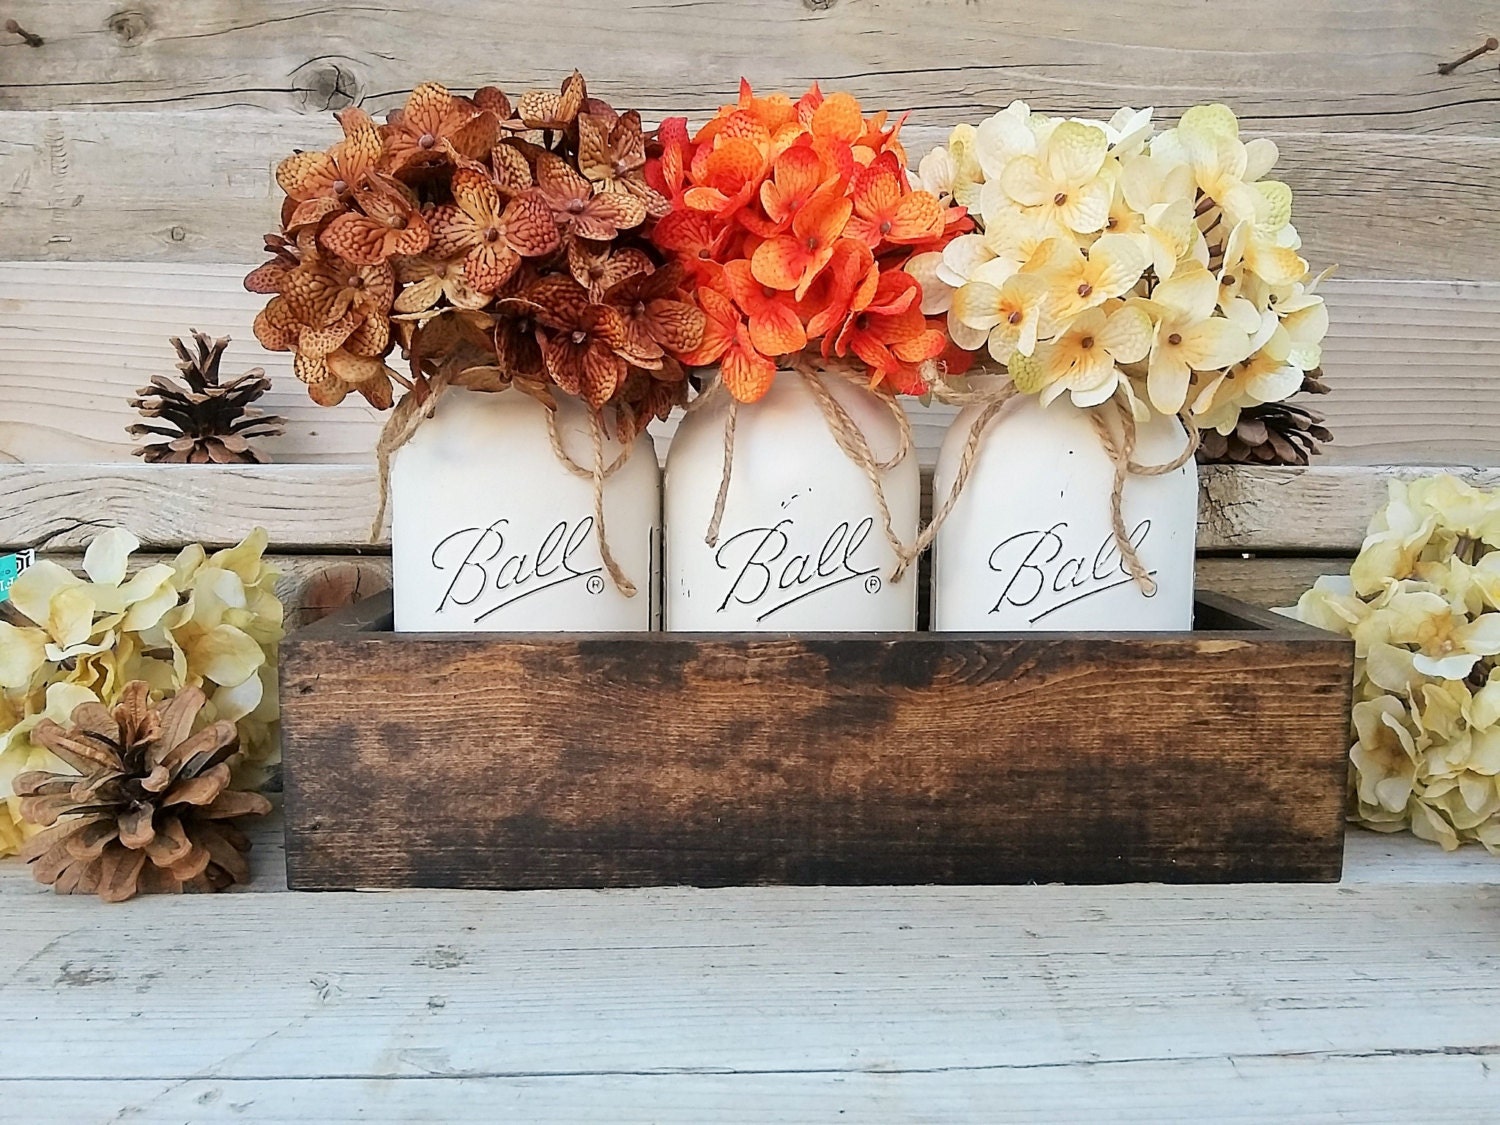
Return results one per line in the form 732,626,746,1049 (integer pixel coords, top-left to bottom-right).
2,113,1495,278
279,593,1351,887
4,462,1491,553
4,264,1496,467
3,0,1495,131
0,812,1495,1121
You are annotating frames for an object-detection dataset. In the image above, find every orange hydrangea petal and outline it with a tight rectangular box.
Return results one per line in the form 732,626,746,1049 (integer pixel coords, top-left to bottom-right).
295,352,348,405
892,327,947,363
760,144,827,223
652,210,715,256
703,138,765,195
848,334,898,374
886,191,946,243
745,298,806,359
720,334,777,403
448,110,499,161
717,109,772,150
749,236,807,292
337,124,383,182
810,91,864,144
298,310,362,357
851,154,903,220
791,189,853,247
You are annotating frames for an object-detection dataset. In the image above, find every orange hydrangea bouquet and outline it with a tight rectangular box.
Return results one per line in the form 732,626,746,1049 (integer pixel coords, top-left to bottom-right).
644,81,971,402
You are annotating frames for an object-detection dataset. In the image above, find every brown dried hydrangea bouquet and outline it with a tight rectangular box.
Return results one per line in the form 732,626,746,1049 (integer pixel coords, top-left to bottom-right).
247,73,705,440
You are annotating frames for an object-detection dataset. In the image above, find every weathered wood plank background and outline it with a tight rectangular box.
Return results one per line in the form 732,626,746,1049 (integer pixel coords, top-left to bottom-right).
1,0,1496,599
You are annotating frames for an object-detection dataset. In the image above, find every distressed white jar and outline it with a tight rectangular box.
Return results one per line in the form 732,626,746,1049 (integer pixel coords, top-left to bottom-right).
932,394,1197,631
390,388,659,632
665,371,920,632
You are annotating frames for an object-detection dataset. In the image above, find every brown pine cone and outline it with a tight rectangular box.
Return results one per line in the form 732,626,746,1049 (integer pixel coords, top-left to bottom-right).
15,681,271,902
1198,400,1333,466
129,331,286,464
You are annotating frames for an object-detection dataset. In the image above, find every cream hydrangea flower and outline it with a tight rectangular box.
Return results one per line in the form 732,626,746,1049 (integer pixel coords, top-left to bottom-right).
1139,265,1254,414
1009,302,1153,408
908,100,1326,433
1285,474,1500,855
0,527,284,855
997,120,1115,235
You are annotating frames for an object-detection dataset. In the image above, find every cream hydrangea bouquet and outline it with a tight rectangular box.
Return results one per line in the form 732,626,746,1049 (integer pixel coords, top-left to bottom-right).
1289,475,1500,853
907,101,1328,430
0,528,282,853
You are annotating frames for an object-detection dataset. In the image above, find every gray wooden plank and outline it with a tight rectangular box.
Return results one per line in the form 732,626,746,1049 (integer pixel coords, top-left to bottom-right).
0,873,1496,1082
0,113,1496,278
4,265,1495,468
1,1059,1496,1124
2,462,1494,552
1,0,1495,134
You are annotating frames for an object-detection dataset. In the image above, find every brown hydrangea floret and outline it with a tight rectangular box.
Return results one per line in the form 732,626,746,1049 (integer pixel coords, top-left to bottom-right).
247,73,705,440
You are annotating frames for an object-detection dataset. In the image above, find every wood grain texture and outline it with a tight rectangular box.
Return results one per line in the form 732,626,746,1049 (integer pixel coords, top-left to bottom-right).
2,462,1489,553
1,113,1497,278
0,875,1496,1097
1199,465,1500,551
279,592,1352,887
4,811,1495,1120
3,1058,1498,1124
1196,555,1348,608
3,264,1497,467
2,0,1495,134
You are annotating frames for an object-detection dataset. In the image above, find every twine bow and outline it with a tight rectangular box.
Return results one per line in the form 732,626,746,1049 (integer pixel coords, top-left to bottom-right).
370,378,640,598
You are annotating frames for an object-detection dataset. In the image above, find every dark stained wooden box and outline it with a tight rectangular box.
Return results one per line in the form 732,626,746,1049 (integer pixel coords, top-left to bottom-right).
279,592,1353,889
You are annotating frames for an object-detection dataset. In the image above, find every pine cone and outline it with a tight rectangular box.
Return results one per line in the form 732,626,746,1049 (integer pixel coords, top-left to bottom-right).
15,682,271,902
1199,401,1333,466
1198,370,1333,466
129,331,286,464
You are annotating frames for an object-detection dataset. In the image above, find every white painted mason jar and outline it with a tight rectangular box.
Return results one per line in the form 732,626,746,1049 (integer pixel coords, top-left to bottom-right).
665,371,920,631
390,388,659,632
932,394,1197,631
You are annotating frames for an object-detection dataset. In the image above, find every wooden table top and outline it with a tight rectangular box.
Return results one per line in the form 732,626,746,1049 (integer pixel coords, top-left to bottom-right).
3,811,1496,1123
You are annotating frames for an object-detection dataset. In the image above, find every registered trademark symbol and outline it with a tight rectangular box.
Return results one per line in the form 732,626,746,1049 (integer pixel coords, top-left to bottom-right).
586,575,605,595
864,575,882,594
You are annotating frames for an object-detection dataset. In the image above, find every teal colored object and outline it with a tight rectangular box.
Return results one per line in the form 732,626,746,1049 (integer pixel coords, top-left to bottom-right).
0,549,36,602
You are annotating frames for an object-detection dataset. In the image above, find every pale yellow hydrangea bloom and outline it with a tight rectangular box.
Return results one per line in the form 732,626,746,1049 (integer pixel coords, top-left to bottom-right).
1285,475,1500,856
0,528,283,855
908,101,1329,425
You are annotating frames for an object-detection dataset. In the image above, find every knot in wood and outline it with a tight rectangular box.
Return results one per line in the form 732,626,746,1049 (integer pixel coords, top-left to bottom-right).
803,0,839,10
107,9,149,46
292,59,362,112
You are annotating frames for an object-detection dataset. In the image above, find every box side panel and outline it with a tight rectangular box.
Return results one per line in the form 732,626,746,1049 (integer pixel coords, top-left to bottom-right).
279,634,1353,888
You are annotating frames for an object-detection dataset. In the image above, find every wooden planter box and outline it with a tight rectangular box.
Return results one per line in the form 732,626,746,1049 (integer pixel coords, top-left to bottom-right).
279,592,1353,889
